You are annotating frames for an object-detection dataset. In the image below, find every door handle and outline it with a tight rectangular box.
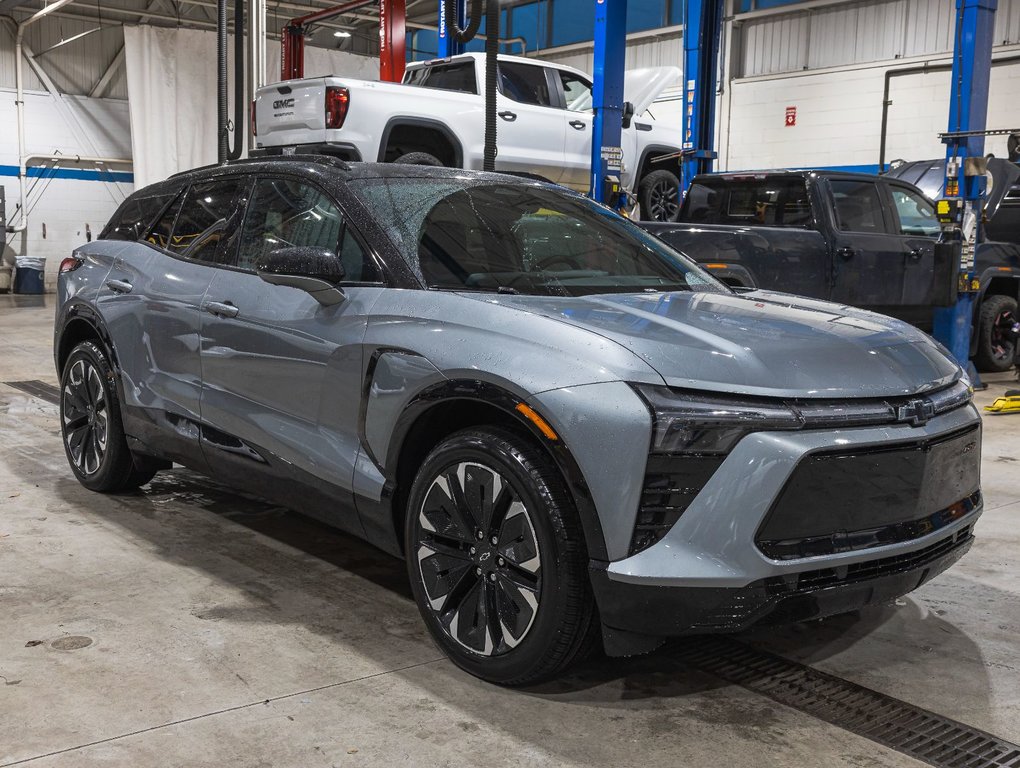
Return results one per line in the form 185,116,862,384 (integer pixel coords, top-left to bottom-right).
105,279,133,294
907,248,923,261
836,247,856,261
498,110,517,122
204,301,239,318
569,120,586,130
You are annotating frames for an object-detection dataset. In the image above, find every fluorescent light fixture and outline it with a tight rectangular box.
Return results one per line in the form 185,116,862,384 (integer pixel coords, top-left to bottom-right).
333,30,351,38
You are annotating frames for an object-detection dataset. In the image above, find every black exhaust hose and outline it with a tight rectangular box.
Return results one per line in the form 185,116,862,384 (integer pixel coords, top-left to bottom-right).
226,0,245,160
482,0,498,172
216,0,228,163
444,0,482,43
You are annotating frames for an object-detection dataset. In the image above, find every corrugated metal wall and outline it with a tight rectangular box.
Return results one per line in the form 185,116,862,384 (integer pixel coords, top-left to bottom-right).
739,0,1020,78
0,15,128,98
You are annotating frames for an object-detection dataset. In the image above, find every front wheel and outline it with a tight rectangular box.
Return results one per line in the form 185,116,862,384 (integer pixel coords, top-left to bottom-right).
638,169,682,222
974,294,1018,373
405,428,597,686
60,341,157,492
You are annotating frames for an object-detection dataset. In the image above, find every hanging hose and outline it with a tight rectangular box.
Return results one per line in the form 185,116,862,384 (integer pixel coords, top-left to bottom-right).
481,0,498,172
442,0,499,172
227,0,245,160
216,0,228,163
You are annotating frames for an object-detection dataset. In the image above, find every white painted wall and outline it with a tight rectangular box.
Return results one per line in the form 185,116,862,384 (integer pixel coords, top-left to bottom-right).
718,50,1020,172
1,88,133,290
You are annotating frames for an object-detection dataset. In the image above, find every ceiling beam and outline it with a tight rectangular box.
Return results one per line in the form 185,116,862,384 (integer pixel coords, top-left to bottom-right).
0,0,37,14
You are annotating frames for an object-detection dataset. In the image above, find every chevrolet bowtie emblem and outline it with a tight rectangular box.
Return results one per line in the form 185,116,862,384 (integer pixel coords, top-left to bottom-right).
896,398,936,426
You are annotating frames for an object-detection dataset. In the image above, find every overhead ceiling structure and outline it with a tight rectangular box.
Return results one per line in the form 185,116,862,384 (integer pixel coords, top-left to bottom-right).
1,0,460,58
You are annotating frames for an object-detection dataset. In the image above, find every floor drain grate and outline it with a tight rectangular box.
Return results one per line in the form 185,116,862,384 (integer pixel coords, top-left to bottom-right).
4,380,61,405
680,637,1020,768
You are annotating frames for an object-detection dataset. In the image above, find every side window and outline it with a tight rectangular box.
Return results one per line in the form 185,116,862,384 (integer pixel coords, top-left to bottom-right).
498,62,552,106
420,61,477,94
830,180,888,234
102,193,175,241
889,186,940,236
166,179,244,262
236,177,381,282
146,191,185,250
558,72,592,112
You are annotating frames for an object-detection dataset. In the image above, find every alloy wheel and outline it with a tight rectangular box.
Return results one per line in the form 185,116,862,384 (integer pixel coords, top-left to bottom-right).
415,461,542,657
62,358,109,476
649,179,680,221
990,308,1017,364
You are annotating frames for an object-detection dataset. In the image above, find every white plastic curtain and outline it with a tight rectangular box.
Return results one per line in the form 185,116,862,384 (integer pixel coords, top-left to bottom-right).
124,25,378,187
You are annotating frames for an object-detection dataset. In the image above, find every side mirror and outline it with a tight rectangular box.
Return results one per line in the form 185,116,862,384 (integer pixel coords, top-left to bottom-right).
622,101,636,130
256,246,346,306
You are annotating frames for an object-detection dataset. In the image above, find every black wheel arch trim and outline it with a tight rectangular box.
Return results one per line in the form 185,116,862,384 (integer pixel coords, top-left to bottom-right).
378,376,608,562
56,301,121,380
637,144,683,185
376,117,465,168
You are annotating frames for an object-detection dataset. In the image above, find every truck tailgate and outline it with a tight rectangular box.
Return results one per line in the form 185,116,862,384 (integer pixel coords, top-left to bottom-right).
255,78,329,148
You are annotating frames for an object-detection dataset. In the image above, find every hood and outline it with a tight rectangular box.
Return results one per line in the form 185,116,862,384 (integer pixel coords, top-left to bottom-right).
473,290,961,399
624,66,681,117
887,158,1020,220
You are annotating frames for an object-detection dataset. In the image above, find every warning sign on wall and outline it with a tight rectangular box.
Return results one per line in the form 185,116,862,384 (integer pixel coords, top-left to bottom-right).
785,106,797,127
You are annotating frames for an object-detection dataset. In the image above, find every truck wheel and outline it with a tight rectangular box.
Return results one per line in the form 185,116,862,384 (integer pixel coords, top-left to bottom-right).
393,151,444,167
638,170,681,222
975,295,1018,373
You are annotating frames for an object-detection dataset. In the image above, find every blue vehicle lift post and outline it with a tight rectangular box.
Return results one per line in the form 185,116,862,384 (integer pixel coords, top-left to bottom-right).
680,0,723,192
437,0,466,57
589,0,627,205
933,0,998,372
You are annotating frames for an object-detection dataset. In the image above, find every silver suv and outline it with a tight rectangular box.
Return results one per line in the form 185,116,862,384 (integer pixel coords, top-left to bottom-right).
55,156,982,685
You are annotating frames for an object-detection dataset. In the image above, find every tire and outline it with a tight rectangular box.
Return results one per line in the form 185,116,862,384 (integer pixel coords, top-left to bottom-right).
60,341,157,492
405,427,598,686
974,294,1018,373
638,169,682,222
393,151,444,167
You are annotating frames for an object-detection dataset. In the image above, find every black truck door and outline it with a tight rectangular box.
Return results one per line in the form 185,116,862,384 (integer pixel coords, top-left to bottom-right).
826,178,906,317
885,182,942,330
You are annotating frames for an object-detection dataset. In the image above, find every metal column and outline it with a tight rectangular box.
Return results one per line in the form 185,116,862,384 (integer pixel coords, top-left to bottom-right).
589,0,627,204
438,0,466,57
932,0,998,368
380,0,407,82
680,0,723,191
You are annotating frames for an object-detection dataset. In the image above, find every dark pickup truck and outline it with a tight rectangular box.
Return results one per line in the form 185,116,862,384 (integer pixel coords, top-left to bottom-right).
643,169,1020,371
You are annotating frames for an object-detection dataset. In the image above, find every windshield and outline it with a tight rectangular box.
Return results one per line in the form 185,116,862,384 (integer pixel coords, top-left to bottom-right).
353,177,728,297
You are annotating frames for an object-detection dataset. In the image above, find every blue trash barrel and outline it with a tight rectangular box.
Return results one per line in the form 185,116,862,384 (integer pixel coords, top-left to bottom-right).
13,257,45,294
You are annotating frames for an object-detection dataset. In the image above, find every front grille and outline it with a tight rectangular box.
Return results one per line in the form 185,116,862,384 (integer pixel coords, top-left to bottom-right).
630,454,725,555
756,425,981,560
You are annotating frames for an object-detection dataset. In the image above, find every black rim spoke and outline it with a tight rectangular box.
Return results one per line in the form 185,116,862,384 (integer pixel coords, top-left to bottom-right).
416,460,542,657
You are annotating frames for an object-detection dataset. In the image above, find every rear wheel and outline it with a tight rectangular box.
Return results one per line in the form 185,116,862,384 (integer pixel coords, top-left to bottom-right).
60,341,157,492
975,294,1018,373
393,151,444,167
638,169,682,222
405,427,597,686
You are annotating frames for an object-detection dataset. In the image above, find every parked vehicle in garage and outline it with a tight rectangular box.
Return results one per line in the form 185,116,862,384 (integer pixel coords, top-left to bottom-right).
252,53,684,220
643,169,1020,371
885,157,1020,371
56,157,982,685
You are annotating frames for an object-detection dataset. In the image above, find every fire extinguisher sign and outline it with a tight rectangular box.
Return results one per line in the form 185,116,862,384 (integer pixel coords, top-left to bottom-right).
785,106,797,127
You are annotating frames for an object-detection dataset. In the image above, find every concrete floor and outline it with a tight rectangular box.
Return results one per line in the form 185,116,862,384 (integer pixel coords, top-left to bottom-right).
1,294,1018,768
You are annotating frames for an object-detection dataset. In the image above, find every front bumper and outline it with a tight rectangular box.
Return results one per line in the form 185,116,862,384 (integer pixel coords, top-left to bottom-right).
594,402,982,637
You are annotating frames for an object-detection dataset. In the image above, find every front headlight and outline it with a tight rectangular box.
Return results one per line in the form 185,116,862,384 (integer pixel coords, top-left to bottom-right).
632,385,802,455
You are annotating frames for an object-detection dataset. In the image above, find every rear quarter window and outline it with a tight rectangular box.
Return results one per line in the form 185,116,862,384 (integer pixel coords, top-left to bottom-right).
101,193,176,241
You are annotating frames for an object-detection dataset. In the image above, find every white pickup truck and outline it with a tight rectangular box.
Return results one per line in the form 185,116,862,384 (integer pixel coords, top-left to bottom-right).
253,53,685,220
